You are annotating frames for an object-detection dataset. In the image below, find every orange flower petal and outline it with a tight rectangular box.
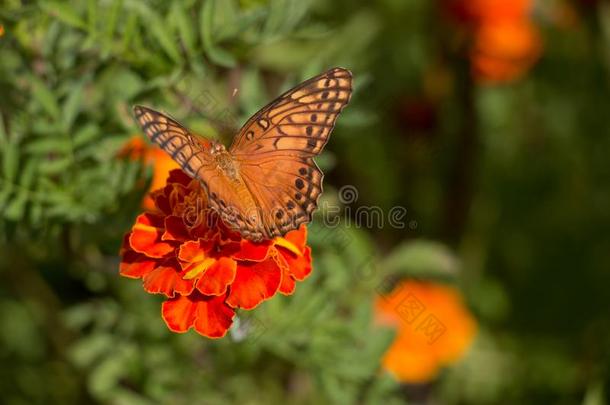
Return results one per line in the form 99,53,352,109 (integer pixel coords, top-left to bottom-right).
193,294,235,338
196,257,237,295
233,240,272,261
178,240,206,263
280,246,312,281
183,257,215,280
142,263,194,297
129,213,174,258
278,263,296,295
281,224,307,252
162,295,198,333
162,215,190,242
226,258,282,309
119,233,157,278
162,293,234,338
120,249,157,278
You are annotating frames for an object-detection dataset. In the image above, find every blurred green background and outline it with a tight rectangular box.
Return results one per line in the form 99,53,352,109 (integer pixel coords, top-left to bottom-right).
1,0,609,403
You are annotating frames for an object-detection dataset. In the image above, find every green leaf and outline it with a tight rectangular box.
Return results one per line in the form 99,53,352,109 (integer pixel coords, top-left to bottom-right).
39,1,87,30
24,138,72,155
171,2,197,58
38,157,74,174
30,76,61,120
133,4,182,64
1,140,19,184
200,0,237,68
383,240,459,279
4,193,27,221
62,80,85,131
0,114,7,147
73,124,100,148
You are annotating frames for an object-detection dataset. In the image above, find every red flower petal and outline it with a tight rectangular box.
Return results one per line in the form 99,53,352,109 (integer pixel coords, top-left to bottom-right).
151,188,172,215
178,240,206,263
142,263,194,297
162,295,197,333
232,240,272,261
129,213,174,258
162,293,235,338
119,233,157,278
278,264,296,295
226,258,282,310
281,224,307,252
196,257,237,295
193,295,235,338
280,246,312,281
120,249,157,279
167,169,192,186
162,215,190,242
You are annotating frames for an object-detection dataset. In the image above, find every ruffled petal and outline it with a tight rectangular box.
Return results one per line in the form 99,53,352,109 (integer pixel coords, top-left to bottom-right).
120,249,157,279
167,169,193,187
142,263,194,297
129,213,174,258
278,264,296,295
162,293,235,338
226,258,282,309
232,240,272,261
162,215,190,242
193,294,235,338
281,224,307,252
119,250,157,278
196,257,237,295
178,240,206,263
280,246,312,281
150,187,172,215
119,233,157,278
162,295,198,333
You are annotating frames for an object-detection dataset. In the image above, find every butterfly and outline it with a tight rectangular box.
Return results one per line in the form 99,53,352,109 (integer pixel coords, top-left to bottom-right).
133,67,352,241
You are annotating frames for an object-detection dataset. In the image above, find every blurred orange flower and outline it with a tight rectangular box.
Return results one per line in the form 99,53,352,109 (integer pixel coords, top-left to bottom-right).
444,0,542,83
120,169,312,338
119,136,180,209
375,280,477,383
471,20,542,84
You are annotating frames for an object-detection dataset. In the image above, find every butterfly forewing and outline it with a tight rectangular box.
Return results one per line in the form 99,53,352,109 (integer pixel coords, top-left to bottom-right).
230,67,352,157
133,105,213,180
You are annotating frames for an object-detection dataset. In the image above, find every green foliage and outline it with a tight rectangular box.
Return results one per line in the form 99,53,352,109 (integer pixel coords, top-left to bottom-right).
1,0,610,404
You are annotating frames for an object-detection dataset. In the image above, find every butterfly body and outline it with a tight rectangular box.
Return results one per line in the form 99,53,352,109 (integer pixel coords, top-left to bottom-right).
134,67,352,241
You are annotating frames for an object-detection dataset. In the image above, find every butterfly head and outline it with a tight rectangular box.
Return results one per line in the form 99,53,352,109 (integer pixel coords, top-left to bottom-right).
210,141,227,156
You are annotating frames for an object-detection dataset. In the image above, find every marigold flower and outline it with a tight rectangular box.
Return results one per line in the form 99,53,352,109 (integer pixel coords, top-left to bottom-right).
443,0,542,83
375,280,477,383
120,169,312,338
471,19,542,83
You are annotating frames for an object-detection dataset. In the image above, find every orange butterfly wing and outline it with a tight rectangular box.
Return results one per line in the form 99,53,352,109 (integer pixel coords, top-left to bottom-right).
133,106,265,239
229,67,353,238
